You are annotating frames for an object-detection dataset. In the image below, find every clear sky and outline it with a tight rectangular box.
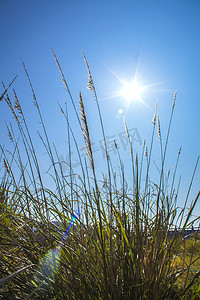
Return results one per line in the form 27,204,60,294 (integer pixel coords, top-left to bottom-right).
0,0,200,217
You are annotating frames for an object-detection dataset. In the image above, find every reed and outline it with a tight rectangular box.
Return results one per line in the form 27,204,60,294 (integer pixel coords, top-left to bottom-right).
0,52,200,299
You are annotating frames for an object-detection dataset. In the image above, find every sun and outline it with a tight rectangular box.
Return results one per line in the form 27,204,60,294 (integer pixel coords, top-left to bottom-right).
121,79,143,102
101,65,156,112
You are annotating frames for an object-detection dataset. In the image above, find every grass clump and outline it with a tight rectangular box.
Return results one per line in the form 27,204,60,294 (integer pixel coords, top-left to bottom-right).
0,51,200,299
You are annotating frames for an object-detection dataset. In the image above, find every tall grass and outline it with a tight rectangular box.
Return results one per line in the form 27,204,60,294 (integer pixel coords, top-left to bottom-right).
0,51,200,299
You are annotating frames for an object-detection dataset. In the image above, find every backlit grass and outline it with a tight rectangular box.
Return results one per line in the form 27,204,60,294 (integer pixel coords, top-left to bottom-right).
0,51,200,299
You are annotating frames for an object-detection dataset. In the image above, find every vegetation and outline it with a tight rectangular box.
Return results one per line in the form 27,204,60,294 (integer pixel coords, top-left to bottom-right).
0,51,200,299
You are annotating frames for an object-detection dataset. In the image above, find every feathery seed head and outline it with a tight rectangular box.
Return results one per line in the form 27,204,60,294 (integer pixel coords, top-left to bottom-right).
82,51,95,93
114,139,118,149
124,118,129,140
135,154,138,165
157,114,161,139
145,146,148,157
152,113,156,126
171,92,177,112
13,90,22,116
79,92,95,172
3,158,10,175
21,59,38,108
2,82,18,121
106,153,110,161
6,125,13,142
130,143,133,157
178,146,182,156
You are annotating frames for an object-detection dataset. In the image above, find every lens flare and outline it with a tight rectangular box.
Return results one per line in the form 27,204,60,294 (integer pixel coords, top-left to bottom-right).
31,209,80,293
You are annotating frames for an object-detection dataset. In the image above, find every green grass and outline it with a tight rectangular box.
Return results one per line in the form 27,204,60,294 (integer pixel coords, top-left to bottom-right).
0,50,200,299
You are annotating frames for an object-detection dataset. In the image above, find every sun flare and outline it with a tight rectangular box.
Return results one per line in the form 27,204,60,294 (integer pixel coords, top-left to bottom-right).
121,79,143,102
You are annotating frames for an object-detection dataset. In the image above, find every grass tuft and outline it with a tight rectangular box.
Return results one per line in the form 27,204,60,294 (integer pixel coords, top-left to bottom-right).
0,53,200,299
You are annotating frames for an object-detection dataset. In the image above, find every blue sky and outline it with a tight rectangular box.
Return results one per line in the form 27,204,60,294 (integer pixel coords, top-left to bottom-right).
0,0,200,217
